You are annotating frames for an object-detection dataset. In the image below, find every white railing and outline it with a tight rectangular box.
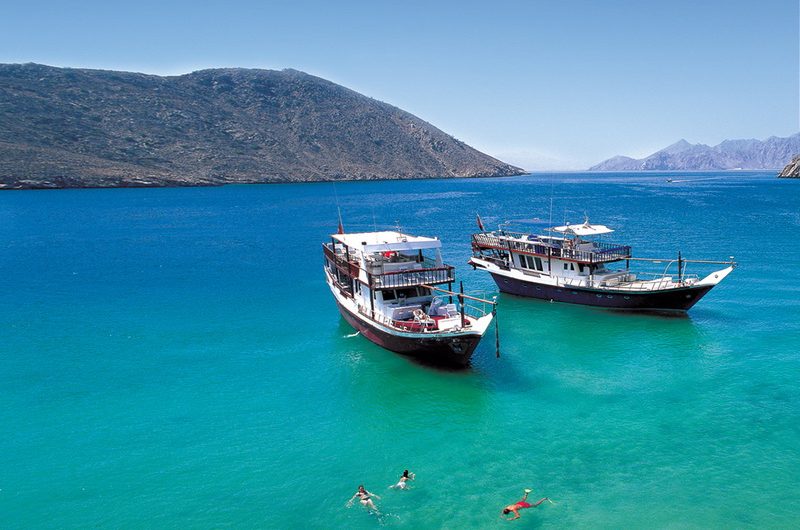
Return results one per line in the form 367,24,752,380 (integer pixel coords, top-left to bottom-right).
555,272,700,292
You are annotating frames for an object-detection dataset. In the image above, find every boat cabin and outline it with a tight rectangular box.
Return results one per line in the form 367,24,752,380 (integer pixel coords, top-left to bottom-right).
472,220,632,275
324,231,470,331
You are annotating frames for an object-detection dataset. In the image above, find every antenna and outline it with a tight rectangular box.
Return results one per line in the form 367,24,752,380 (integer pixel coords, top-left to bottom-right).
333,182,344,234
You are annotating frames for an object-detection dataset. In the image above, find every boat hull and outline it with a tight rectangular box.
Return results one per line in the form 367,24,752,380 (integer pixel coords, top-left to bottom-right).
334,299,483,367
490,272,714,311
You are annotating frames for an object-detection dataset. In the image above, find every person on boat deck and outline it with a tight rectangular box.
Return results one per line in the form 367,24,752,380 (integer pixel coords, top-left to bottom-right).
501,488,550,520
390,469,415,489
347,485,380,512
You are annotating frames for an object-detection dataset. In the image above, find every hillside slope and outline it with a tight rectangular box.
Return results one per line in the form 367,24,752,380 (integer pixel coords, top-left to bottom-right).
0,63,523,188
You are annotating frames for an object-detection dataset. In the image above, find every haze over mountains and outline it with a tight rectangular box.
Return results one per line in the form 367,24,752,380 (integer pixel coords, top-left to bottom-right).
589,134,800,171
0,63,523,188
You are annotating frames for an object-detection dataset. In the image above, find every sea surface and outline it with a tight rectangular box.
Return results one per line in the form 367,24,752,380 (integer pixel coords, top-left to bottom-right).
1,172,798,529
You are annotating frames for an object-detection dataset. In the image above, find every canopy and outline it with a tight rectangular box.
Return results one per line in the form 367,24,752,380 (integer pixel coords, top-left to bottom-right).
332,231,441,252
549,221,614,237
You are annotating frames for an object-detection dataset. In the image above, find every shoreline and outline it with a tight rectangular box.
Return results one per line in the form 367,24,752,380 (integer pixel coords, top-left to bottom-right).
0,170,529,191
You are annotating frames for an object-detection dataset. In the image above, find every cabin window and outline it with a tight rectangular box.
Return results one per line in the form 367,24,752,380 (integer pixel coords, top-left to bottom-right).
578,264,585,273
520,255,543,271
563,263,568,270
519,255,537,270
570,263,575,271
396,287,419,299
383,290,396,301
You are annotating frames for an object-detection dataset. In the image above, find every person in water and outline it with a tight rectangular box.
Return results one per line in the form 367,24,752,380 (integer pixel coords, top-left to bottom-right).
389,469,415,489
501,488,550,520
347,485,381,512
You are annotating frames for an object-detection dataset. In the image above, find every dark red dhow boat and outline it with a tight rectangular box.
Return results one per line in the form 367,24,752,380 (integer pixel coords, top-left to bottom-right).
469,218,735,312
323,230,496,366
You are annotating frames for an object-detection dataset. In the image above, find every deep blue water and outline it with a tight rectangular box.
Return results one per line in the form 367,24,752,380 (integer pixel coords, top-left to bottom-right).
1,172,798,528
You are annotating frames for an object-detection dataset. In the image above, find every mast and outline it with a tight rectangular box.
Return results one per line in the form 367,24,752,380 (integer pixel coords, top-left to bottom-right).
459,281,466,329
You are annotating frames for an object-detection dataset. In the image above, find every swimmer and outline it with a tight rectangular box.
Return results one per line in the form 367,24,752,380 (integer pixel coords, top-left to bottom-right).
389,469,415,489
347,485,381,513
501,488,550,520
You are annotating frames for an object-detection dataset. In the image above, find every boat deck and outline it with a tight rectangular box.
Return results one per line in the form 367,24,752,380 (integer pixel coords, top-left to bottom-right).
472,232,631,264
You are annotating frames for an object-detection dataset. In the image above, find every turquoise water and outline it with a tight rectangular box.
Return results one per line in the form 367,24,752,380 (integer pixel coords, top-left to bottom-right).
2,172,798,528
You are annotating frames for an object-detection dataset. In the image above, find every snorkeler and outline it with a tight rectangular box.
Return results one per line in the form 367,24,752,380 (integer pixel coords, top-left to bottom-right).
501,488,551,520
347,485,381,512
389,469,415,489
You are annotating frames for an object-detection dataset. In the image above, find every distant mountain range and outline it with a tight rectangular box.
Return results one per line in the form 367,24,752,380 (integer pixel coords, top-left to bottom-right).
589,133,800,171
0,63,523,188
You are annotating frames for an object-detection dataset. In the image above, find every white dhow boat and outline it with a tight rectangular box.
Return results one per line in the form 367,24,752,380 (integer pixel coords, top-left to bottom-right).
469,218,735,311
323,230,497,366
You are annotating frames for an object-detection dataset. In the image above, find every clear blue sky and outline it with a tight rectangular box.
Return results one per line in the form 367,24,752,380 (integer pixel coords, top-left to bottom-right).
2,0,798,169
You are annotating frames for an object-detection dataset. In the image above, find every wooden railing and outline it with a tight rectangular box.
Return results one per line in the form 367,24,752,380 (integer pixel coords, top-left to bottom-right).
370,266,455,289
324,243,456,289
472,233,630,264
323,243,360,278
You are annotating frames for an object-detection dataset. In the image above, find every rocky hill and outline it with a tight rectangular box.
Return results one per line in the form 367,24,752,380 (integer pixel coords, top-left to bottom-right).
0,63,523,188
779,155,800,178
589,134,800,171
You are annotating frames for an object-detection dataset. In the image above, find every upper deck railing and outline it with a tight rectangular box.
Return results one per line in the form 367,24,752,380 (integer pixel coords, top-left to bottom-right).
323,243,361,278
370,265,455,289
323,242,455,289
472,232,631,264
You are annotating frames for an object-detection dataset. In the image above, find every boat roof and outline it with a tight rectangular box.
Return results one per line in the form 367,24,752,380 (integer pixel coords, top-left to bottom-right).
332,231,441,252
548,221,614,236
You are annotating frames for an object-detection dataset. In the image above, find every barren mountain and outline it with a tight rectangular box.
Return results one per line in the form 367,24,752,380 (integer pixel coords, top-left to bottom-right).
0,63,523,188
779,155,800,178
589,134,800,171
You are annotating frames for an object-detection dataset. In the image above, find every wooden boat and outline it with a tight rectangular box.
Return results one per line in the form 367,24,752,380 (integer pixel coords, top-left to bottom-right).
323,230,496,365
469,218,735,311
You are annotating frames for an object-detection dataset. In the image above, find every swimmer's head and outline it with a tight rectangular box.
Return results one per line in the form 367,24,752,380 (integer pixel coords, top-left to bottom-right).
403,470,409,478
502,508,511,515
358,485,365,491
